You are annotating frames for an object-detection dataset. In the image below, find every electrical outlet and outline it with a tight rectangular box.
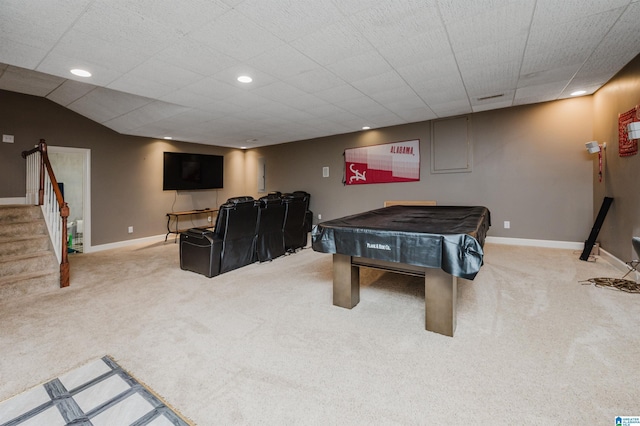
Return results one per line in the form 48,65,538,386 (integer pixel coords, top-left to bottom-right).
318,213,322,220
128,226,133,234
322,166,329,178
2,134,14,143
504,221,510,229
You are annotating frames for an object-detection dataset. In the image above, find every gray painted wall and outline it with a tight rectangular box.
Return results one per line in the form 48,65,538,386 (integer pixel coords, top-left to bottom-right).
593,54,640,262
249,98,595,243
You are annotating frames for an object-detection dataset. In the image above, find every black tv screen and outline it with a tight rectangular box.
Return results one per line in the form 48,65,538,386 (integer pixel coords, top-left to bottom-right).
163,152,224,190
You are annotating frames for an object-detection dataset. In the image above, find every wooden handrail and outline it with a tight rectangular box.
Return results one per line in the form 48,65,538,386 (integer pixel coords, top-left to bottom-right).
21,139,70,288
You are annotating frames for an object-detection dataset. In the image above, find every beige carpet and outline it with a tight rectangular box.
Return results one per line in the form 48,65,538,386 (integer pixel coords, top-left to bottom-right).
1,241,638,425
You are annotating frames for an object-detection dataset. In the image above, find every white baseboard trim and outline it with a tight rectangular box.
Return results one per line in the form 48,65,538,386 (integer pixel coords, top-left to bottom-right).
0,197,26,205
599,247,640,280
485,236,583,250
84,234,168,253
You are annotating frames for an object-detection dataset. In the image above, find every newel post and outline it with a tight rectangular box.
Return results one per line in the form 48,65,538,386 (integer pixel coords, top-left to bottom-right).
38,139,46,206
60,202,70,287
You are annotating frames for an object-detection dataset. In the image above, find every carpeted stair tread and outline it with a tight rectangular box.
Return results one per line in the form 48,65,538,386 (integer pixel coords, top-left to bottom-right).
0,236,52,257
0,270,60,299
0,205,43,222
0,251,58,278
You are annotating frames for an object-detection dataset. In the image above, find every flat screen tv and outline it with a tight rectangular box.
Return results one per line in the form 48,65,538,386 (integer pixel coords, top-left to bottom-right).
163,152,224,190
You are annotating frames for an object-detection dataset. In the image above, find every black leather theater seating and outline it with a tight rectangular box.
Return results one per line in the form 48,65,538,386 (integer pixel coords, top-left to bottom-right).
179,192,311,277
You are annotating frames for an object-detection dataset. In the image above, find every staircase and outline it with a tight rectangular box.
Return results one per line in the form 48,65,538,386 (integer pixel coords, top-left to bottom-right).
0,205,60,299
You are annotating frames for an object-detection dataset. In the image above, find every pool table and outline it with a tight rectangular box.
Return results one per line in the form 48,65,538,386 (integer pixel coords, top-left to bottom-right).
311,205,491,336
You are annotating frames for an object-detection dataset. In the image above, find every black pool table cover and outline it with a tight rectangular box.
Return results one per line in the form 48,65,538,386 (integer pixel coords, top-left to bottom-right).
311,205,491,280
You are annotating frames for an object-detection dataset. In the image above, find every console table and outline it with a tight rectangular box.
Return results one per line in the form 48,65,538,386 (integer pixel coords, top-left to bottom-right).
166,208,218,242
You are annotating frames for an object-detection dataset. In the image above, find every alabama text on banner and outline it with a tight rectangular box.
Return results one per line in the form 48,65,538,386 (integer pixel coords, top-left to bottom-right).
344,139,420,185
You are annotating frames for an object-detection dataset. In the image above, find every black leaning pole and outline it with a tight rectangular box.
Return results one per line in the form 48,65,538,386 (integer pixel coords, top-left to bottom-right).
580,196,614,261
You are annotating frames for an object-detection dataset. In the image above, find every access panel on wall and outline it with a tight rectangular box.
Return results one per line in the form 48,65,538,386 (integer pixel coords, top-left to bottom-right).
431,116,472,173
344,139,420,185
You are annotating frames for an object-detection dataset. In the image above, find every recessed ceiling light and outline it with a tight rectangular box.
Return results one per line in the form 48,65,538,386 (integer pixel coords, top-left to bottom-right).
163,136,172,140
240,146,247,149
571,90,587,96
362,126,371,130
70,68,91,77
237,75,253,83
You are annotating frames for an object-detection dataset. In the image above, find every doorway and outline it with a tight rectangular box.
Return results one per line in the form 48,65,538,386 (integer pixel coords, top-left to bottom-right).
48,146,91,253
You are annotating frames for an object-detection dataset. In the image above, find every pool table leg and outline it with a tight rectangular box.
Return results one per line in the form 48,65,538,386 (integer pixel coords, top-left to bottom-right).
333,254,360,308
424,268,457,337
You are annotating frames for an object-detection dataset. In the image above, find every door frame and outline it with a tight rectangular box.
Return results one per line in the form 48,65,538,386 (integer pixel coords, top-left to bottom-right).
49,146,92,252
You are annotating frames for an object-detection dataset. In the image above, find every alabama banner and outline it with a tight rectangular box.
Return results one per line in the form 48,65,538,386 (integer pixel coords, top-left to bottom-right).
344,139,420,185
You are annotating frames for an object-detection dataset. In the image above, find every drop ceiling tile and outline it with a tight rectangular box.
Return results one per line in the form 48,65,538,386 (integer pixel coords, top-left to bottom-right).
103,101,192,133
334,96,390,117
333,0,387,15
188,9,285,61
225,92,272,110
107,73,176,99
428,99,472,117
350,0,441,48
196,100,245,116
513,81,566,104
182,77,246,101
155,37,239,77
67,87,153,123
110,0,230,34
252,82,309,103
368,86,425,108
72,2,181,55
154,110,215,129
0,66,64,96
0,1,91,52
351,71,410,97
462,62,520,96
455,35,528,71
518,63,582,88
377,27,452,69
286,68,346,94
527,9,624,55
159,89,220,108
313,84,365,104
290,20,374,66
437,0,531,24
531,0,630,26
247,45,320,79
0,41,48,70
49,29,150,75
396,54,460,84
327,51,394,82
235,0,344,42
115,58,204,91
444,1,534,52
47,80,97,106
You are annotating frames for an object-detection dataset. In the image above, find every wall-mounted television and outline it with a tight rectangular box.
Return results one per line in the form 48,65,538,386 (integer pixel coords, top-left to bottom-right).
163,152,224,190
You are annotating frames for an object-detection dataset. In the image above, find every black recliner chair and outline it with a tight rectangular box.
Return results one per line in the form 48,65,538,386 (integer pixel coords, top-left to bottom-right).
215,196,260,273
292,190,312,233
180,196,259,277
256,194,286,262
282,192,308,252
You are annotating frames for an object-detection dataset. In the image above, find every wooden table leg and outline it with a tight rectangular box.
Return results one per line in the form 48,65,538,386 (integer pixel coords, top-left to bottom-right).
333,254,360,308
424,268,457,336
